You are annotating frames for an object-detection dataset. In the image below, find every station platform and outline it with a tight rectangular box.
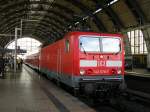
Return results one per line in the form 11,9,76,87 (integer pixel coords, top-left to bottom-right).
0,65,95,112
125,68,150,78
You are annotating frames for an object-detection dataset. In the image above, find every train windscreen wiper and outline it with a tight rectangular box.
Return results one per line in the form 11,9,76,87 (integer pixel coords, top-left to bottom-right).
80,42,87,55
114,43,121,55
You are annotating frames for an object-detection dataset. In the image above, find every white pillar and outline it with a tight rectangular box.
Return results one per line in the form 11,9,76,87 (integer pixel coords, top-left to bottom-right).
14,28,21,72
14,28,18,72
20,19,23,39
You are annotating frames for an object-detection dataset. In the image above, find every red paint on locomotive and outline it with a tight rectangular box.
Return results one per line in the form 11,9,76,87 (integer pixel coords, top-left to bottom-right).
25,31,125,93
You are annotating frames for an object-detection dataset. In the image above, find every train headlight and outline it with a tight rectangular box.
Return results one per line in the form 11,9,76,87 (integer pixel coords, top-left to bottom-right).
117,70,122,74
80,69,85,75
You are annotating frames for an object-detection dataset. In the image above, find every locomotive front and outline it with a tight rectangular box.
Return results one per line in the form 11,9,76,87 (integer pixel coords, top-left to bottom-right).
76,34,126,96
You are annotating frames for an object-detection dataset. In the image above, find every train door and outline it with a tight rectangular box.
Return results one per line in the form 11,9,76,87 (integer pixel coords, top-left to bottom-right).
39,50,42,72
57,48,61,79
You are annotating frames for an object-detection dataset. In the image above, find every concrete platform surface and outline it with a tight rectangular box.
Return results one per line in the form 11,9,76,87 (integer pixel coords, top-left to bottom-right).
125,68,150,77
0,65,96,112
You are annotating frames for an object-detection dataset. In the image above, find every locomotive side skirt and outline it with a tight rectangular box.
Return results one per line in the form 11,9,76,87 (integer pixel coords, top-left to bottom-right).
40,67,123,87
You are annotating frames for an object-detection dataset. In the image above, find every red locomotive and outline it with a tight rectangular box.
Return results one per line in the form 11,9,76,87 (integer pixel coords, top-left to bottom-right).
25,31,126,96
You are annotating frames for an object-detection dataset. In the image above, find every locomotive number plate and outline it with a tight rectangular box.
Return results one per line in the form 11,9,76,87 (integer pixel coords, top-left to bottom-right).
98,61,106,66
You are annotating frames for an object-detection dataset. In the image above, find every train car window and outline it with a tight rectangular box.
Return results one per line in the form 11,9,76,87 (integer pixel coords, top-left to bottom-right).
65,40,70,52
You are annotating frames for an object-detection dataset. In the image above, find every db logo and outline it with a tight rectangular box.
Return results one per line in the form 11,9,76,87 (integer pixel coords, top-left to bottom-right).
98,61,106,66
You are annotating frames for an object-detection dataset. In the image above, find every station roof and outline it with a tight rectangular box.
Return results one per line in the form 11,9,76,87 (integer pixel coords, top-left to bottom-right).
0,0,149,47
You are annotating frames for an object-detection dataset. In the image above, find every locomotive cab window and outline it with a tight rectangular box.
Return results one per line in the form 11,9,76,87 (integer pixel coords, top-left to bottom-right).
65,39,70,52
80,37,100,52
101,38,121,53
79,36,121,53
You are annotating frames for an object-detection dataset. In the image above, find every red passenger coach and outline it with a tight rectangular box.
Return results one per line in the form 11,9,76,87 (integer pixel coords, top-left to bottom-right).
25,52,39,70
25,31,125,95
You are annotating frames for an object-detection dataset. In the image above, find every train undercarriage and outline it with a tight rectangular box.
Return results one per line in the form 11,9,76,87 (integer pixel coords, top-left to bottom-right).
74,78,127,99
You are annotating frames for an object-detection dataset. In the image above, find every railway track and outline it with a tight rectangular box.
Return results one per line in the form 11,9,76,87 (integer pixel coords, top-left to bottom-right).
109,96,150,112
100,89,150,112
125,73,150,95
76,88,150,112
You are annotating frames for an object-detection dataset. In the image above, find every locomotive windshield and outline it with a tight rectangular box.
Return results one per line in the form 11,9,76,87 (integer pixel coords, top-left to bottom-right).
80,36,121,53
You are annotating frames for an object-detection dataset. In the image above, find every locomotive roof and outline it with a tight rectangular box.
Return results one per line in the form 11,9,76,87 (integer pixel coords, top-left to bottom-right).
67,31,123,38
41,31,123,48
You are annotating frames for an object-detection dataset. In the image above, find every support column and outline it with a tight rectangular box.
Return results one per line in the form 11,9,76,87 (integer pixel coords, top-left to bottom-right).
14,28,21,72
141,27,150,69
14,28,18,73
141,27,150,53
122,33,132,55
